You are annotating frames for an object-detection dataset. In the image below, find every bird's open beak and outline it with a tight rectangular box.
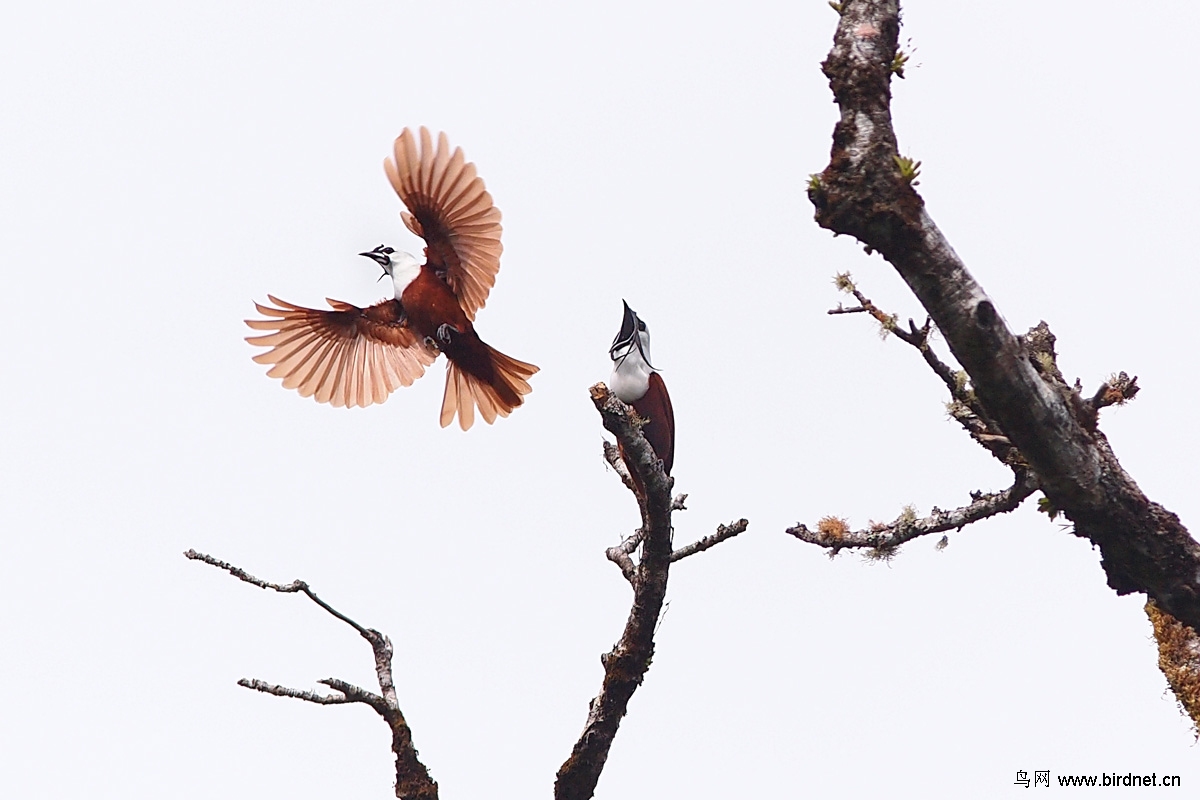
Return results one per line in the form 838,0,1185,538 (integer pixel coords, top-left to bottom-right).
609,300,640,360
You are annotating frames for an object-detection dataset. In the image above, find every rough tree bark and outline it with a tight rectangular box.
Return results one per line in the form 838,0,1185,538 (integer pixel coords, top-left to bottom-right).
797,0,1200,725
554,384,747,800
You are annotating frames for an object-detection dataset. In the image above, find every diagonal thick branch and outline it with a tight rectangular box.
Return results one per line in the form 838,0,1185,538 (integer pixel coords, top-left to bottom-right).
809,0,1200,629
185,550,438,800
555,385,746,800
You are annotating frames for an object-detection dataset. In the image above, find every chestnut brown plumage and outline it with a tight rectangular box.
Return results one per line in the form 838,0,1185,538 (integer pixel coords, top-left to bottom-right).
246,128,537,428
609,301,674,491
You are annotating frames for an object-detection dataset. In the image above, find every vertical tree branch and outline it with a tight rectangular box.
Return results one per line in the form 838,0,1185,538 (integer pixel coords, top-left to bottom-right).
554,385,746,800
554,385,677,800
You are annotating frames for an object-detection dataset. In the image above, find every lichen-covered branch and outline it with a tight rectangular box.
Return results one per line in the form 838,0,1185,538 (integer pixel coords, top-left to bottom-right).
787,471,1038,556
1089,371,1140,414
1146,600,1200,736
829,275,1020,466
185,550,438,800
808,0,1200,630
555,385,746,800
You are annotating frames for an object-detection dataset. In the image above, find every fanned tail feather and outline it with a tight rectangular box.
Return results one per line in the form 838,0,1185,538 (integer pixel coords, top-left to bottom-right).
440,345,538,430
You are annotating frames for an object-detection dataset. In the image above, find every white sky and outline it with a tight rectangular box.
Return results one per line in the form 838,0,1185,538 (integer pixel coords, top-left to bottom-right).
3,1,1198,797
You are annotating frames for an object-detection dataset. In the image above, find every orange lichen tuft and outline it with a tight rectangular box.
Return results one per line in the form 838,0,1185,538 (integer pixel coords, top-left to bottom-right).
817,516,850,543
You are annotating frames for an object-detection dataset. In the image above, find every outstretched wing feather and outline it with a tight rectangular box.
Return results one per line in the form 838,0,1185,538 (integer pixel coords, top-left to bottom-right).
245,296,437,408
384,127,503,321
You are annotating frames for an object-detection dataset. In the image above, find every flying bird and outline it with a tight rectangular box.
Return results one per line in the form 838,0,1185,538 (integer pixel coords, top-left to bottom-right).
609,301,674,479
245,127,538,430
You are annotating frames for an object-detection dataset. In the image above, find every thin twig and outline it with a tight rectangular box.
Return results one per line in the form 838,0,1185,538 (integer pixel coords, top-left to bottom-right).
237,678,358,706
829,278,1018,465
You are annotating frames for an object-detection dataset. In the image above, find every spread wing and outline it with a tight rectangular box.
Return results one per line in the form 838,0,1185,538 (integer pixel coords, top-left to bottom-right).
245,295,438,408
384,127,502,321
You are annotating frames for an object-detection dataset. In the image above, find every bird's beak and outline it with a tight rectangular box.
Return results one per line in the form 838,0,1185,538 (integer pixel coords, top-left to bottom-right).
609,300,640,359
359,250,390,269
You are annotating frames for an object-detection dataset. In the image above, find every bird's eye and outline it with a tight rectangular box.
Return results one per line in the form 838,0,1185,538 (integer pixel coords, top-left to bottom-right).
383,246,394,254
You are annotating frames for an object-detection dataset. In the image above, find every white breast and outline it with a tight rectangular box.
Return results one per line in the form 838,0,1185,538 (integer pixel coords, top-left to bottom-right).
388,251,422,298
610,349,652,402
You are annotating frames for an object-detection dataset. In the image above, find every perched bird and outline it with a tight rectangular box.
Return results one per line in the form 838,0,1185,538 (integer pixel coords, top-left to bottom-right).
245,127,538,429
609,301,674,477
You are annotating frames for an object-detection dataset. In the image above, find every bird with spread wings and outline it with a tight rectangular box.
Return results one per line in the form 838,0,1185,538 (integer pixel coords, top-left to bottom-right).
245,128,537,429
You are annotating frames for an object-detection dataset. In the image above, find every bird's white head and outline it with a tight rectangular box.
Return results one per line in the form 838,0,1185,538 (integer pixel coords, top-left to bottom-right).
359,245,421,299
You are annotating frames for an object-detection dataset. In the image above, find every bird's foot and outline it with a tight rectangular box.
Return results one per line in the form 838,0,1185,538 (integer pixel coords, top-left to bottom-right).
436,323,459,346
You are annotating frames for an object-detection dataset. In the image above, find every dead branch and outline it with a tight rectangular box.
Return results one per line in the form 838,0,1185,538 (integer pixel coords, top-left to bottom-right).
1089,371,1140,413
672,519,750,562
605,531,642,585
602,440,637,494
185,550,438,800
829,275,1019,466
807,0,1200,630
555,384,746,800
787,471,1038,555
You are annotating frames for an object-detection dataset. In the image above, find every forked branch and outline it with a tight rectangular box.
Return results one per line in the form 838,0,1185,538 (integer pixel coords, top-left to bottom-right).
185,550,438,800
554,385,746,800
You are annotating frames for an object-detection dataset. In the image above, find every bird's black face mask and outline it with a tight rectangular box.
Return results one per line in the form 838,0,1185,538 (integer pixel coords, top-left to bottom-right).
359,244,393,270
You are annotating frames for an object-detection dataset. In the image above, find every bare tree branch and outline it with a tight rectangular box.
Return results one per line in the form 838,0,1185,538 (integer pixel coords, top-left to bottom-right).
186,550,438,800
605,531,642,586
808,0,1200,629
554,384,677,800
555,384,747,800
672,519,749,562
829,276,1022,467
238,678,360,707
602,440,637,494
787,471,1039,555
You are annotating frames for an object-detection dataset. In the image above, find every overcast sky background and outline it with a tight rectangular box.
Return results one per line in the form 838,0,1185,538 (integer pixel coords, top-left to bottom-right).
4,1,1199,797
